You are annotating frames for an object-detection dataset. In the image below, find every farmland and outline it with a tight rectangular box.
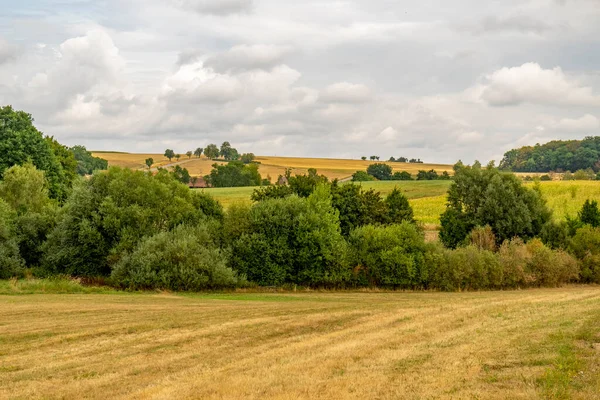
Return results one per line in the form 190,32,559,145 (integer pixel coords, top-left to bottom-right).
92,152,454,181
0,284,599,399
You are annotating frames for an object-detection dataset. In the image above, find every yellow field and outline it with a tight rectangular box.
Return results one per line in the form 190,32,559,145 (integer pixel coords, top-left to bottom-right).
1,285,599,399
531,181,600,220
92,152,454,181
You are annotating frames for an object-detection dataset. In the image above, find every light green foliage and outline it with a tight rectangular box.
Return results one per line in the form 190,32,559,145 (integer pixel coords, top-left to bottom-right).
231,185,349,287
43,167,211,277
349,222,427,288
352,170,375,181
112,224,240,291
204,144,220,159
0,163,51,214
0,106,70,201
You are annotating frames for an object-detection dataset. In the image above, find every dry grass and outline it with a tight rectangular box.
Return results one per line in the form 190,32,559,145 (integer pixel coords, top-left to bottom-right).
93,152,453,180
1,287,599,399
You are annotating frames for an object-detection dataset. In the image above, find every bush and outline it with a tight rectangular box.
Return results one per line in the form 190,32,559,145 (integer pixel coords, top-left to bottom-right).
0,199,24,279
578,199,600,227
569,226,600,283
392,171,412,181
525,239,579,287
497,239,530,288
349,223,427,288
385,188,414,224
231,185,350,287
43,168,211,277
205,161,262,187
468,226,496,252
352,170,375,182
366,163,393,180
416,169,439,180
112,224,239,291
539,221,570,250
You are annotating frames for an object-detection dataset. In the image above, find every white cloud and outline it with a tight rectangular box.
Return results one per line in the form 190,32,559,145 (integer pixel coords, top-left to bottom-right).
480,63,600,107
204,44,292,73
0,38,19,65
556,114,599,132
172,0,253,15
321,82,372,104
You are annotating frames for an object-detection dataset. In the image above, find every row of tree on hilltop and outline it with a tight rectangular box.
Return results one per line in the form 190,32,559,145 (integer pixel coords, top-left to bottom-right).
161,142,255,165
361,156,423,163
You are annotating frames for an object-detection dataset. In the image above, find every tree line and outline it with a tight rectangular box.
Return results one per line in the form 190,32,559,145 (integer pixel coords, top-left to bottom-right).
352,164,451,181
1,106,600,290
500,136,600,173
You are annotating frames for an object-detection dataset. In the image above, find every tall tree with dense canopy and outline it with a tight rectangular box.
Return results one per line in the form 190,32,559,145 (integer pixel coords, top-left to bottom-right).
366,163,393,180
194,147,203,158
439,162,551,248
0,106,71,201
70,145,108,175
164,149,175,162
205,161,262,187
204,144,220,159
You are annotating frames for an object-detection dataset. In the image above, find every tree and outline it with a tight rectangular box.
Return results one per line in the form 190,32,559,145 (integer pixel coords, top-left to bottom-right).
392,171,412,181
352,171,375,181
204,144,220,159
416,169,439,180
220,141,240,161
205,161,262,188
579,199,600,227
43,167,214,277
70,145,108,176
175,154,181,161
172,165,191,184
145,158,154,169
164,149,175,162
366,163,393,180
370,156,377,161
439,162,551,248
361,156,367,161
186,151,193,159
194,147,203,158
241,153,256,164
385,188,414,224
0,199,24,278
0,163,51,215
0,106,71,201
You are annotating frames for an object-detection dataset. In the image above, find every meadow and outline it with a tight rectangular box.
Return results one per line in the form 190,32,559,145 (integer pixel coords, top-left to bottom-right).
0,283,599,399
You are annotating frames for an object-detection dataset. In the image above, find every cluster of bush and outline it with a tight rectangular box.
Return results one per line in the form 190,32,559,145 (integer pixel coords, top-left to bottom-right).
2,106,600,292
352,164,451,182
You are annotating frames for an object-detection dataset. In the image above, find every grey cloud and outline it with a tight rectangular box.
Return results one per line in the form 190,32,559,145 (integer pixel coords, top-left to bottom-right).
176,49,203,66
204,44,292,73
0,38,19,65
173,0,253,16
461,15,552,35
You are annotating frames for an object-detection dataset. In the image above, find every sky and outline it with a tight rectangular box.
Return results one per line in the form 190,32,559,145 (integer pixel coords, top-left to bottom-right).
0,0,599,164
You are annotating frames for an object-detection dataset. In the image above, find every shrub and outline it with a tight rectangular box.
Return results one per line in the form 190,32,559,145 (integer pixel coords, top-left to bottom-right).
539,221,570,250
205,161,262,187
349,222,427,288
416,169,439,180
392,171,412,181
439,208,474,249
43,168,210,277
352,170,375,182
330,183,388,236
0,199,24,279
578,199,600,227
385,188,414,224
468,226,496,252
525,239,579,287
112,224,239,291
498,239,530,288
231,185,350,287
569,226,600,283
366,163,393,180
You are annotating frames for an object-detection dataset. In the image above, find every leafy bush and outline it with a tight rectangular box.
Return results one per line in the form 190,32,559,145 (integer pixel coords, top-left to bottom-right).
352,170,375,182
112,224,239,291
385,188,414,224
330,183,388,236
392,171,412,181
43,168,211,277
205,161,262,187
525,239,579,287
440,162,551,247
416,169,439,180
0,199,24,279
468,226,496,252
366,163,393,180
231,185,350,287
569,226,600,283
349,222,427,288
539,221,570,250
578,199,600,227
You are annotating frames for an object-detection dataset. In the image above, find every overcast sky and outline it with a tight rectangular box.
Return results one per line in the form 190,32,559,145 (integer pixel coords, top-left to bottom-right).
1,0,599,163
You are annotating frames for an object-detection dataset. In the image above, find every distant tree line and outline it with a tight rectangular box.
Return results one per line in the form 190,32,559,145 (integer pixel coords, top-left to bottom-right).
361,156,424,163
352,164,451,182
500,136,600,173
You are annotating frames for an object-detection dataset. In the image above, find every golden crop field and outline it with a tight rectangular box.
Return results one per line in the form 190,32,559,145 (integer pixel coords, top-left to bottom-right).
92,152,454,181
1,284,599,399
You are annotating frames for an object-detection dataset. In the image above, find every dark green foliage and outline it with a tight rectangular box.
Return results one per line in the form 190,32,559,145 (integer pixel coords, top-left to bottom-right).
569,227,600,283
205,161,262,187
70,145,108,175
230,186,350,287
352,170,375,181
349,223,427,288
43,167,211,277
500,136,600,172
330,182,388,236
220,142,240,161
164,149,175,162
0,199,24,278
288,170,328,197
578,199,600,227
392,171,412,181
241,153,255,164
145,158,153,169
172,165,191,184
416,169,438,180
251,184,293,201
194,147,203,158
366,163,392,180
439,162,551,247
540,221,571,250
112,224,240,291
385,188,414,224
204,144,220,159
0,106,70,201
540,174,552,181
46,137,78,188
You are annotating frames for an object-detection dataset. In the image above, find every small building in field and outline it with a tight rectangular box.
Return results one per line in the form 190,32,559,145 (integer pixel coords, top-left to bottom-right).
189,177,209,189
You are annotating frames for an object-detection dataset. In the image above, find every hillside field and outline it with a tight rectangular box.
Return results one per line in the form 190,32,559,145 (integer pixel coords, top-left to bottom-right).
92,152,454,181
0,284,599,399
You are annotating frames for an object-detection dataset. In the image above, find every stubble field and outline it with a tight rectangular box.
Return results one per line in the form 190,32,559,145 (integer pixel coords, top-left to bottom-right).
0,285,599,399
